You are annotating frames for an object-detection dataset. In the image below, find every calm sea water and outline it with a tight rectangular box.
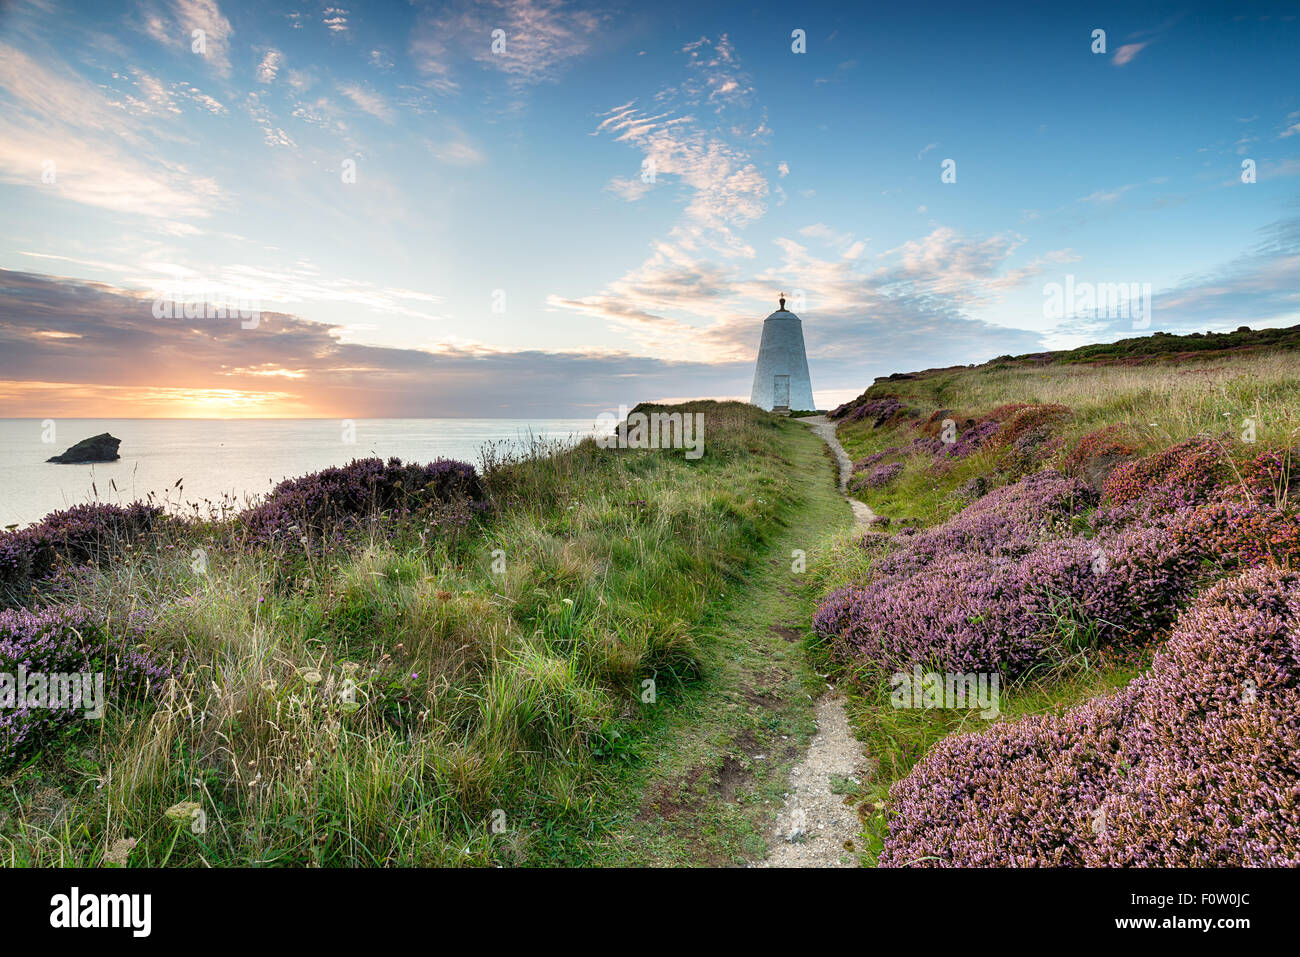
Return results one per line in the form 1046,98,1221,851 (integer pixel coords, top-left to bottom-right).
0,418,606,528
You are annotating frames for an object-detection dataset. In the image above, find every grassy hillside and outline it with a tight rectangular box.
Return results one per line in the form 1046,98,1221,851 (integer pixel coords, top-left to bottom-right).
0,402,838,867
812,328,1300,865
6,322,1297,869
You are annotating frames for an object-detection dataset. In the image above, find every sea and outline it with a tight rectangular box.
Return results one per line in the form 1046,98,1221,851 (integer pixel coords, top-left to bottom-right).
0,418,607,528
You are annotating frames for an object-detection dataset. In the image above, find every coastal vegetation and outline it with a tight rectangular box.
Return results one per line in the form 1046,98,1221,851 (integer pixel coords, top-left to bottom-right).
4,324,1300,867
813,328,1300,865
0,401,836,866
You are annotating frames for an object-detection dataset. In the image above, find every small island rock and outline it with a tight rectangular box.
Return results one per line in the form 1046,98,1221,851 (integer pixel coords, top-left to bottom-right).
46,432,122,464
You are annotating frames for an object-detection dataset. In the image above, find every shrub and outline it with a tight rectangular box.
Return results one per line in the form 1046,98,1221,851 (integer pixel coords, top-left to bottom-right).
879,564,1300,866
831,396,908,427
983,402,1032,423
0,605,173,766
988,404,1072,451
1064,424,1138,475
1103,438,1225,507
877,470,1095,567
241,457,483,544
1237,447,1297,509
816,516,1201,677
1178,498,1300,569
0,502,164,599
813,468,1208,677
852,449,897,472
906,420,1001,461
857,462,904,489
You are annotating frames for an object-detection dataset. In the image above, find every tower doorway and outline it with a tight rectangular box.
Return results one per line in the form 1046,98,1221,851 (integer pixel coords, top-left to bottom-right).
773,375,790,411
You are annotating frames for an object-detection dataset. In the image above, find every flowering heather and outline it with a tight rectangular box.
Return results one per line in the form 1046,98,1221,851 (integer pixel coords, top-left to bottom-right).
0,604,173,766
817,516,1200,677
881,469,1095,565
852,449,897,472
906,420,1002,462
879,565,1300,866
952,419,1001,457
831,396,908,427
1237,447,1297,508
814,464,1213,676
1064,424,1138,474
983,402,1032,423
0,502,164,598
1103,437,1225,506
857,462,904,489
988,403,1071,450
1178,497,1300,569
240,457,483,544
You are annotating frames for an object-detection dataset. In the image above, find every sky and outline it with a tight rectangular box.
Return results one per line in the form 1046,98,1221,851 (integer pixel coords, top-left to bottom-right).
0,0,1298,418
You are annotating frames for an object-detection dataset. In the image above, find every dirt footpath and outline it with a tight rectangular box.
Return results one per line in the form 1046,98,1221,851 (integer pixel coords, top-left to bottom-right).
757,416,872,868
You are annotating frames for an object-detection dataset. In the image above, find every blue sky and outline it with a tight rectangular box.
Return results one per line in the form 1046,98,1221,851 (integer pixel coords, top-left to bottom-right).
1,0,1297,417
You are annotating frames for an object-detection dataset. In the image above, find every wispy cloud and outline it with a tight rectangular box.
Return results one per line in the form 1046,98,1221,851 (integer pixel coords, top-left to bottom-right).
256,48,284,84
140,0,235,77
338,82,395,122
1112,42,1148,66
424,133,487,166
411,0,604,92
0,41,223,217
1078,183,1137,205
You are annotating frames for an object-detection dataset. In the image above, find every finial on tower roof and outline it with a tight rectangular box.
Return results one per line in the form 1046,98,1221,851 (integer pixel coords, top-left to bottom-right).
778,292,786,311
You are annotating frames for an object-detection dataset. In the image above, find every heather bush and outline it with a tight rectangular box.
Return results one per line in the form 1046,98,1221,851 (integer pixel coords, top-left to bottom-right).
818,516,1201,677
814,467,1209,677
1178,497,1300,569
904,419,1000,462
240,456,483,544
0,605,173,766
988,403,1071,451
832,396,908,427
1237,446,1297,508
855,462,904,490
876,469,1094,566
0,502,165,600
1103,437,1225,506
852,449,897,472
879,564,1300,866
1064,424,1138,474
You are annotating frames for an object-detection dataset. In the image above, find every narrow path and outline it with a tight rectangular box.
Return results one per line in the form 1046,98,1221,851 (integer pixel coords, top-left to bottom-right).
572,418,851,866
804,415,877,526
758,415,873,867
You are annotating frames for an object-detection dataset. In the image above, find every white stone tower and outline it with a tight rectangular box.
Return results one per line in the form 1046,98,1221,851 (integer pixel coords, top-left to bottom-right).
749,294,815,412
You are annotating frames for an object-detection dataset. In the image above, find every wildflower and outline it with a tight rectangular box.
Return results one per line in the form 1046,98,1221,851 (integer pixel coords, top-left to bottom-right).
164,801,201,825
103,837,137,867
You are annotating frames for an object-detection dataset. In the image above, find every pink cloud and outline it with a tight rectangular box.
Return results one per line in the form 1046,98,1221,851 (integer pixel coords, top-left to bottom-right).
1113,42,1148,66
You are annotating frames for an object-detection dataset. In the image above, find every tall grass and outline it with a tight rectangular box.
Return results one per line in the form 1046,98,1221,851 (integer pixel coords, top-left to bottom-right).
1,401,800,867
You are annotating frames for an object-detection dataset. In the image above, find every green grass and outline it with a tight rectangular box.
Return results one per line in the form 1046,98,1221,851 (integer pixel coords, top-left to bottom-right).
13,328,1298,869
0,401,838,867
544,422,851,865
